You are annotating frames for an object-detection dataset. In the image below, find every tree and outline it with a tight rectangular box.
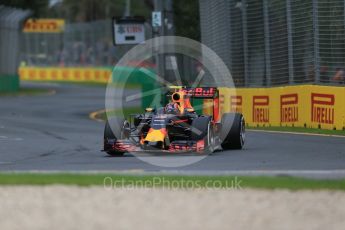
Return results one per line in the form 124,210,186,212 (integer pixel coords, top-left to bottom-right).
0,0,49,17
173,0,200,41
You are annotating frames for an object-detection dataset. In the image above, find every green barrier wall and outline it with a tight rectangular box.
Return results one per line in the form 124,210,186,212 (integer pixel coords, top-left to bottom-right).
111,66,205,113
112,66,161,109
0,74,19,92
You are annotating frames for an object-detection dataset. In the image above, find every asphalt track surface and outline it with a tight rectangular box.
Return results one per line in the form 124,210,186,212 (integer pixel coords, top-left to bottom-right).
1,82,345,178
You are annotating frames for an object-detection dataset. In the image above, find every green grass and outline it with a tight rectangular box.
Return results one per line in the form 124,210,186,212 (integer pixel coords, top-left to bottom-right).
248,126,345,136
0,88,53,97
0,173,344,190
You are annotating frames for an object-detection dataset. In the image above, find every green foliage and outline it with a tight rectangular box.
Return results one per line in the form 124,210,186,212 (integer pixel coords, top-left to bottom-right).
0,0,49,17
1,0,151,22
173,0,200,41
60,0,151,22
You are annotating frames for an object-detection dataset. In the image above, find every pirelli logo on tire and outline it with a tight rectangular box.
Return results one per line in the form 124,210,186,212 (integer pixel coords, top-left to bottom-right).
280,94,298,123
311,93,335,124
252,95,269,123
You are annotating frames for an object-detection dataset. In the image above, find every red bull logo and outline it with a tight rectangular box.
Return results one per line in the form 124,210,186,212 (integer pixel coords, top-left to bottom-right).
230,96,242,113
280,94,298,122
253,96,269,123
311,93,335,124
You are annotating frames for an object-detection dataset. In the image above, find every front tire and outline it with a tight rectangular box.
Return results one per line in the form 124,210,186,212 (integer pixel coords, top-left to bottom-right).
220,113,245,150
104,119,128,156
191,116,215,153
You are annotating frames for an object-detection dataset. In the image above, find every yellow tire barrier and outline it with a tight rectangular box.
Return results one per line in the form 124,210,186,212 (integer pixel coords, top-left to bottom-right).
19,67,111,83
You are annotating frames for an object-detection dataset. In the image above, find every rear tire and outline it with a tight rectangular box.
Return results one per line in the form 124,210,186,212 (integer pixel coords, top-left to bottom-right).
106,151,125,157
220,113,245,150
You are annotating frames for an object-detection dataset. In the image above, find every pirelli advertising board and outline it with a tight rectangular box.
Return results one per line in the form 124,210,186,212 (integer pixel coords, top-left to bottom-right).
216,85,345,130
23,19,65,33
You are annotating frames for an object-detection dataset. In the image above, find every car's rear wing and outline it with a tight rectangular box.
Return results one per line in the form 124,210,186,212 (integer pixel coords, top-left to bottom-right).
168,86,220,122
169,86,219,99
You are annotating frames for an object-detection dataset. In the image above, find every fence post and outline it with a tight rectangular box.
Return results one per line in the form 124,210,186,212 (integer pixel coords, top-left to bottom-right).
343,1,345,84
286,0,294,84
0,6,31,92
312,0,320,83
241,0,249,86
226,0,232,81
263,0,271,86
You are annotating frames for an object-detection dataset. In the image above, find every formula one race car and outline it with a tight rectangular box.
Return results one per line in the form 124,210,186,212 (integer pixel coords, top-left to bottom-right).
103,87,245,156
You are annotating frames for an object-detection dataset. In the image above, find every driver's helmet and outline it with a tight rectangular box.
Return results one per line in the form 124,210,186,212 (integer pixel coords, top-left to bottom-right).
165,102,179,114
